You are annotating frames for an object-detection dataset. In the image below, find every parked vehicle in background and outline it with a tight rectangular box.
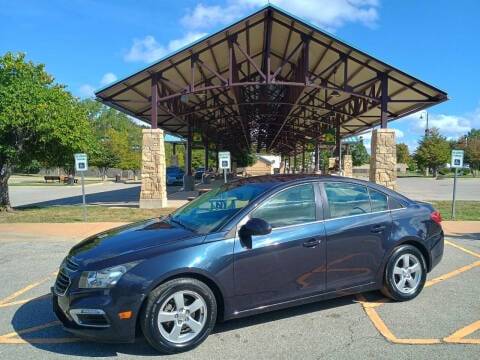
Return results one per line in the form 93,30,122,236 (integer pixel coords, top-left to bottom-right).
52,175,444,354
194,167,205,180
166,166,184,185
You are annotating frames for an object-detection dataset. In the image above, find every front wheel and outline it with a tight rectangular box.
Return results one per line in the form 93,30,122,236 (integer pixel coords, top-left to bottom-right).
140,278,217,354
381,245,427,301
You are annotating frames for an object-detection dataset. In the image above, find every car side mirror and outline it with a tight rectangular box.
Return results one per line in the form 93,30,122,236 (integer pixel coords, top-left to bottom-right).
239,218,272,249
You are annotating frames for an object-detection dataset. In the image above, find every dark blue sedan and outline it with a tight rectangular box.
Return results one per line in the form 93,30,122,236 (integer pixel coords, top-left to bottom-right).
52,175,444,353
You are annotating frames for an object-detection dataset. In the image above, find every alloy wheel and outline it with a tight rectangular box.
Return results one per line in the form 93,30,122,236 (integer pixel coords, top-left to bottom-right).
157,290,207,344
392,253,422,294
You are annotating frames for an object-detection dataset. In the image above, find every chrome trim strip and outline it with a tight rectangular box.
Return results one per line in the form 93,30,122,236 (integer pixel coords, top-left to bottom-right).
70,309,110,328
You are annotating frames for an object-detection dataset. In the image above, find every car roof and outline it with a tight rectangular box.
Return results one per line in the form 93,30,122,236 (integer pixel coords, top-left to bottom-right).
230,174,412,203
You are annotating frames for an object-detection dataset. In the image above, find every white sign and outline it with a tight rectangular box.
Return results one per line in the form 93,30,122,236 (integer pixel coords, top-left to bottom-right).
74,153,88,172
218,151,231,170
451,149,464,169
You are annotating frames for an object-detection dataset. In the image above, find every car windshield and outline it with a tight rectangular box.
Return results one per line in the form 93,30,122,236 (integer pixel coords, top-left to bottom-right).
169,182,274,234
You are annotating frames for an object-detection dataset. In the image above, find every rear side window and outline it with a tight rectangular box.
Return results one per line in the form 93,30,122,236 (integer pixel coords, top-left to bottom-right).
324,182,371,218
388,196,404,210
369,188,388,212
251,184,316,228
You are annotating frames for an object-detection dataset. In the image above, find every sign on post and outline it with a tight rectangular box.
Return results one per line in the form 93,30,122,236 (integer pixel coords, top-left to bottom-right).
74,153,88,172
74,153,88,222
450,149,464,220
451,149,464,168
218,151,231,183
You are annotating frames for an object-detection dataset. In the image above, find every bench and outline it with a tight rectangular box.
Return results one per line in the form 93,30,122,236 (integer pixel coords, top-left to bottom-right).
44,176,60,183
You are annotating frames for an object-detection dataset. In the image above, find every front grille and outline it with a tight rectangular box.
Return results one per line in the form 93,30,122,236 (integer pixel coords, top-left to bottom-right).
54,269,71,296
64,256,79,272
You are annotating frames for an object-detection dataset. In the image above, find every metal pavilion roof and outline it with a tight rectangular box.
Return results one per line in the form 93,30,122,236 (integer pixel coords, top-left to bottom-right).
95,4,447,156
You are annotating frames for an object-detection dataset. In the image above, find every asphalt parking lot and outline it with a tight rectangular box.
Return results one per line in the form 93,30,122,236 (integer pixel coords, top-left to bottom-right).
0,233,478,359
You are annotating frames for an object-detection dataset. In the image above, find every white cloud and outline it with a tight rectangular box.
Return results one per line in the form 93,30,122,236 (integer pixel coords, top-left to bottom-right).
78,84,95,98
398,108,479,140
124,32,206,63
78,73,118,98
126,0,379,63
181,0,379,32
100,72,117,86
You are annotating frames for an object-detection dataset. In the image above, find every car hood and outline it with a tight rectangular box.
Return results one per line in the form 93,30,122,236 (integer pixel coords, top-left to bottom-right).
69,218,199,267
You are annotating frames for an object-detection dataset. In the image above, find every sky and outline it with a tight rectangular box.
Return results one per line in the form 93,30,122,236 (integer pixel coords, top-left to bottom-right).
1,0,479,152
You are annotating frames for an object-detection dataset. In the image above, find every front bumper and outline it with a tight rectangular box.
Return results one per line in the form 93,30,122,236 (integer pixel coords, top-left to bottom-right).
52,287,144,343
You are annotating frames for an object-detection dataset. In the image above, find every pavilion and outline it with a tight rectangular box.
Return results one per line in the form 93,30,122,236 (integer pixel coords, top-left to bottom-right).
95,4,447,208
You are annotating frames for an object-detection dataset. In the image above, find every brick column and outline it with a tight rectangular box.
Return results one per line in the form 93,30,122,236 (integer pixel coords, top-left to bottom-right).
140,129,168,208
343,154,353,177
369,129,397,190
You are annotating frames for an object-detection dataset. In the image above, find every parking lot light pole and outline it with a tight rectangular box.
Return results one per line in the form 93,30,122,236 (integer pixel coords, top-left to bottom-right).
420,111,430,176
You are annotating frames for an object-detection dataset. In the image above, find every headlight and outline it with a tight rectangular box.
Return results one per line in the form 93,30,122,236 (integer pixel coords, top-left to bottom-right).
78,262,139,289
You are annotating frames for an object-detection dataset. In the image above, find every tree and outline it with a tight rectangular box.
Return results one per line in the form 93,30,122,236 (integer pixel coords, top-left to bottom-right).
396,143,410,164
414,128,450,177
90,140,120,180
350,142,370,166
459,129,480,176
81,99,144,178
0,52,95,210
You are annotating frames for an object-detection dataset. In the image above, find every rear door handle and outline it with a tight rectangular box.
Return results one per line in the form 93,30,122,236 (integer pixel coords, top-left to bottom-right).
371,225,386,233
303,238,321,248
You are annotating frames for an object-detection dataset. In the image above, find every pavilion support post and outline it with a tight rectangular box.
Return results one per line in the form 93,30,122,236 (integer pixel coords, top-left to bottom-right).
369,129,397,190
171,143,178,166
302,144,306,173
203,136,210,184
334,120,341,157
139,128,168,209
314,140,320,174
380,73,389,128
293,153,297,174
151,74,158,129
183,117,195,191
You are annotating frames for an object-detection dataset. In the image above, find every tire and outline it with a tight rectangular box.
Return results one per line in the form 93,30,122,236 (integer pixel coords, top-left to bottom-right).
140,278,217,354
381,245,427,301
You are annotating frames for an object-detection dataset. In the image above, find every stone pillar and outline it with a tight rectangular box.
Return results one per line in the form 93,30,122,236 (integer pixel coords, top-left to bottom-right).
369,128,397,190
343,154,353,178
140,129,168,208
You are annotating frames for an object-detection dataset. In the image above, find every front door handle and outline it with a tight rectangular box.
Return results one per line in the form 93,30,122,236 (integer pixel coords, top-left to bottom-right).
303,238,321,248
371,225,386,233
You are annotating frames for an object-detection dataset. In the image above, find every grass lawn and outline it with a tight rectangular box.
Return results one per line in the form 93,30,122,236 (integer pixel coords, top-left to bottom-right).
0,201,478,223
430,201,480,221
0,205,175,223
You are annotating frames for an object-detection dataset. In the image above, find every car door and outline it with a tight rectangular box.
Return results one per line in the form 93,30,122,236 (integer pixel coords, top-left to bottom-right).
321,182,392,291
232,183,327,313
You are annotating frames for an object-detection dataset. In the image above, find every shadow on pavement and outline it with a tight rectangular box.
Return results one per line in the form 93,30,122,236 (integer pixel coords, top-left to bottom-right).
11,292,359,357
15,185,181,208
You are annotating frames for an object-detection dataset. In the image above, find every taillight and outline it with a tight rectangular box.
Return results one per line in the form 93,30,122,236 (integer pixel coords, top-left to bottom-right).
431,210,442,224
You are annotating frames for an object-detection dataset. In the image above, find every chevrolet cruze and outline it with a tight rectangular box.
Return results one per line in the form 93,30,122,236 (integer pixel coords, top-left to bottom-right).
52,175,444,353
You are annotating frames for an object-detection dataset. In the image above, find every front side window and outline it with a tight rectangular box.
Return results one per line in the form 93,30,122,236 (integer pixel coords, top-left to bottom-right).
369,188,389,212
324,182,371,218
251,184,316,228
170,182,274,234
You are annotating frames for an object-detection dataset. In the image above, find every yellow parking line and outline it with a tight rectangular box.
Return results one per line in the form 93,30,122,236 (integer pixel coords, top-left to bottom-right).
0,294,51,309
425,261,480,288
444,320,480,344
356,294,441,344
445,240,480,258
0,272,56,308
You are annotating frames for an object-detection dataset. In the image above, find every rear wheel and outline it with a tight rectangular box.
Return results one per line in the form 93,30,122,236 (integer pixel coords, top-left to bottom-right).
140,278,217,354
381,245,427,301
